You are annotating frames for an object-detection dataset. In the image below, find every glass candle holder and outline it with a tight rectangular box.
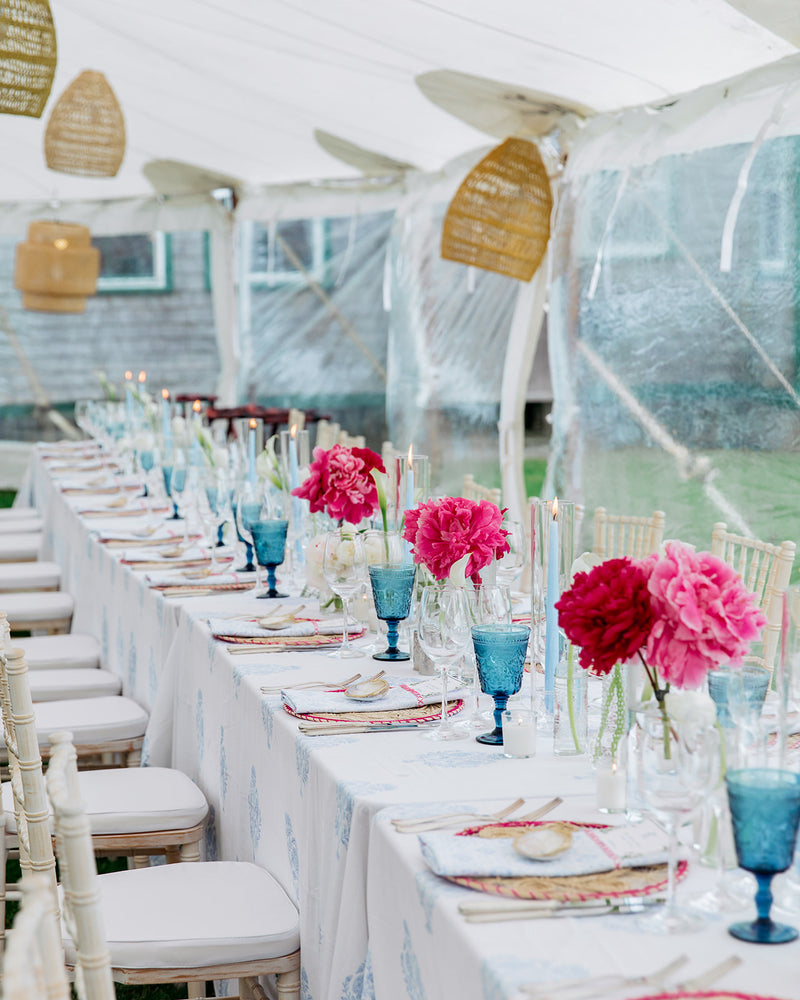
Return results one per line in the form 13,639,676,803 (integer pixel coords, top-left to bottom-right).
501,709,537,758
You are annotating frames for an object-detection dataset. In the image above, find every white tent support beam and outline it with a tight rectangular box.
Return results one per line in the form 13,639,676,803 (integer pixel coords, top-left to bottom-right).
499,257,548,526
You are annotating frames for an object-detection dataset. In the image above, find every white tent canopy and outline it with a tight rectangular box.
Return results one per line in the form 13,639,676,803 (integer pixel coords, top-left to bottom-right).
0,0,795,210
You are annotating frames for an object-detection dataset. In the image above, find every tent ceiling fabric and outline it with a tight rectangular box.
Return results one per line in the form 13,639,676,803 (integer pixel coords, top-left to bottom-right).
0,0,794,207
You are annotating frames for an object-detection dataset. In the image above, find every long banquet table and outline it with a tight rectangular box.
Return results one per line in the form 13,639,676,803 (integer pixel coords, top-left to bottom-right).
19,445,800,1000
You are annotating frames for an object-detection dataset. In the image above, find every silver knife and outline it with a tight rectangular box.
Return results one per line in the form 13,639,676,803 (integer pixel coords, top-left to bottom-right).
298,722,426,736
461,896,665,923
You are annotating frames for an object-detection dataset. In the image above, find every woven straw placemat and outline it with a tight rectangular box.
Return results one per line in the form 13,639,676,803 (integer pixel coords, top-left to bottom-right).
633,993,789,1000
285,699,463,725
151,581,254,594
445,820,687,901
220,630,367,650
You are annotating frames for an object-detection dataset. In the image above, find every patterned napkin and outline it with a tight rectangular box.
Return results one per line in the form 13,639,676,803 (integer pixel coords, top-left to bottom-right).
208,617,363,640
419,819,679,879
283,675,467,715
146,571,245,588
122,545,205,563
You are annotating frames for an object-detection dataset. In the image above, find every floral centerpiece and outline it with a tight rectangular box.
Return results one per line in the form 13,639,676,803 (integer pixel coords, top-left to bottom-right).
292,443,385,525
402,496,510,584
555,540,766,754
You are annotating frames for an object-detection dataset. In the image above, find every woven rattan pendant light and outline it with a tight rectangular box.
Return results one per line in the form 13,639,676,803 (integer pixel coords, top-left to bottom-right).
441,137,553,282
14,220,100,313
44,69,125,177
0,0,57,117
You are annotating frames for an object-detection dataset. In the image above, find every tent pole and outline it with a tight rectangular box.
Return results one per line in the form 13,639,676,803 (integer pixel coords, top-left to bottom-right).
209,210,240,406
498,257,548,527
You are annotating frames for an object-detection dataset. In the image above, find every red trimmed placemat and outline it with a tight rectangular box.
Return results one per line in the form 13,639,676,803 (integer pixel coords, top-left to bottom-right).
446,820,687,901
220,629,367,650
151,581,255,593
284,698,463,725
633,993,789,1000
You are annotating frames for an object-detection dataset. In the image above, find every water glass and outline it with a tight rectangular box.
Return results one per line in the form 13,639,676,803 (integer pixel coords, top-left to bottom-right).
417,585,471,740
323,529,368,659
471,624,530,746
727,768,800,944
251,520,289,599
368,563,416,661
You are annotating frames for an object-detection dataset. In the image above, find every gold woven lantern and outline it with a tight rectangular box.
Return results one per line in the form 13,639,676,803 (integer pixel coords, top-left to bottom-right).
441,137,553,282
14,220,100,313
0,0,57,117
44,70,125,177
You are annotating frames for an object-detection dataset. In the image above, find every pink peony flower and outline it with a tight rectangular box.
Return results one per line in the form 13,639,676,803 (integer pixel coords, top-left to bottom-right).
555,557,656,676
292,444,385,525
644,541,766,689
402,496,510,583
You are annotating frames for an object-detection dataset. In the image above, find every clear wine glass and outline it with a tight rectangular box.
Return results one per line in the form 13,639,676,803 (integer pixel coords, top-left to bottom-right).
233,477,260,575
417,585,471,741
636,709,719,934
322,529,367,659
457,585,512,733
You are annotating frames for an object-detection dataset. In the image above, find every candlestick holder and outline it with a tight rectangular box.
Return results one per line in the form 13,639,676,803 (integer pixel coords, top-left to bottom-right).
401,451,430,511
531,499,575,720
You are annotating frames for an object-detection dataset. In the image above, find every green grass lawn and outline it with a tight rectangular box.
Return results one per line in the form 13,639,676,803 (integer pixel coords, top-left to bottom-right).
0,491,15,509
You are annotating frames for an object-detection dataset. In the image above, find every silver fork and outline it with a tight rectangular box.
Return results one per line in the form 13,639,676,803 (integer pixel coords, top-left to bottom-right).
520,954,689,1000
392,797,526,833
260,673,362,694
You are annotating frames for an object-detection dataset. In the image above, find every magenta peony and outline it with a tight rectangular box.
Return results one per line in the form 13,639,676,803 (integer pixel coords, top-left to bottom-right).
555,557,656,676
402,496,510,583
292,444,385,525
645,541,767,689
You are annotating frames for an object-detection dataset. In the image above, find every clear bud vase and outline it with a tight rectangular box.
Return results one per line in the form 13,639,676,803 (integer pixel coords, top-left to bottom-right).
553,645,587,756
593,662,629,762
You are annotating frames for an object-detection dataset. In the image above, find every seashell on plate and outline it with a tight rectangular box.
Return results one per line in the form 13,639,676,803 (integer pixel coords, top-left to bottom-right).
105,496,128,508
344,676,390,701
513,823,573,860
159,548,185,559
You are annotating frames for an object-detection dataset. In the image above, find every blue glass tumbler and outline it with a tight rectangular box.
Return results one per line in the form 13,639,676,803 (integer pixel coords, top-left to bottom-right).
250,520,289,599
727,768,800,944
368,563,416,661
471,624,531,746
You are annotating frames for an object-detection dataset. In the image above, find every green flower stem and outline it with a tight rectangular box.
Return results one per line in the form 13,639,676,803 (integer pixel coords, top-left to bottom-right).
567,643,581,753
637,650,673,760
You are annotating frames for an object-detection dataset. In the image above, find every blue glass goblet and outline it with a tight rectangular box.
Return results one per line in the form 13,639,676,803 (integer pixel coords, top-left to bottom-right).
708,665,771,730
471,624,530,746
727,768,800,944
251,520,289,599
140,449,154,496
368,564,416,661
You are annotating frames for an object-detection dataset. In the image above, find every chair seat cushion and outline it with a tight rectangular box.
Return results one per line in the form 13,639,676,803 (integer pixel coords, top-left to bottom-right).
0,517,43,534
4,766,207,834
3,591,74,623
0,561,61,591
0,506,38,519
28,668,122,701
5,695,149,747
0,533,42,562
14,634,101,670
61,862,299,969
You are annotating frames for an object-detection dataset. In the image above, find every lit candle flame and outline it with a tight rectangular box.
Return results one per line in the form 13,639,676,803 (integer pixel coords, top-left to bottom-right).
407,443,413,464
53,238,69,250
249,418,257,430
552,496,559,521
193,399,202,414
138,370,146,383
290,423,297,439
161,389,169,400
124,370,132,381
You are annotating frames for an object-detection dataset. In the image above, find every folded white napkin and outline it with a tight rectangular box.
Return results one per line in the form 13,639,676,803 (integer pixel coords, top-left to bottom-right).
146,572,242,587
284,674,468,715
208,617,363,640
419,819,679,879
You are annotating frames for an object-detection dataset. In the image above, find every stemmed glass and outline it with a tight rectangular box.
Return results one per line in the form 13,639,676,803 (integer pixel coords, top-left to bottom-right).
250,493,289,599
367,532,416,661
457,585,512,733
140,447,155,497
727,768,800,943
471,623,530,745
233,478,259,574
496,520,526,591
417,585,471,741
163,449,186,520
322,529,367,659
636,709,719,934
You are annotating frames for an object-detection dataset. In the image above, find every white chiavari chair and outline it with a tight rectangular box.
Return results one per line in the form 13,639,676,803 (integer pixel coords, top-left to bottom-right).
0,642,207,870
3,871,70,1000
711,522,796,675
592,507,666,560
462,473,502,507
47,731,300,1000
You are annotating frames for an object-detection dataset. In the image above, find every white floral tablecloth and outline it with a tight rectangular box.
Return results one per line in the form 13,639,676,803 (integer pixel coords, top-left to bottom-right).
21,447,800,1000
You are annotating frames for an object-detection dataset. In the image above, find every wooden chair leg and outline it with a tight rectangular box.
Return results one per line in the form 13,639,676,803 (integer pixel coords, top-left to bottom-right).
126,748,142,767
179,840,201,862
276,968,301,1000
164,846,180,864
132,855,150,869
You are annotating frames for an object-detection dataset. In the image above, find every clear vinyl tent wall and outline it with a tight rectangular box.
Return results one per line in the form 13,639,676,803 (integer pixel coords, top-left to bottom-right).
546,53,800,552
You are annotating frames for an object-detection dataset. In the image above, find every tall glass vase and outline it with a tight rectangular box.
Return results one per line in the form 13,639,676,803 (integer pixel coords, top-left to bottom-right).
593,662,628,762
553,643,587,756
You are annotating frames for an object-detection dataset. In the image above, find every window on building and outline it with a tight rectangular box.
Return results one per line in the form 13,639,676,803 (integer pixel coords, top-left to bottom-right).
93,232,172,292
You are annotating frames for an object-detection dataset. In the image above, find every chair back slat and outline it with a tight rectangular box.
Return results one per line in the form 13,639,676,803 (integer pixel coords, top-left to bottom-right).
3,871,69,1000
592,508,665,560
711,522,796,675
462,474,502,508
47,732,115,1000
